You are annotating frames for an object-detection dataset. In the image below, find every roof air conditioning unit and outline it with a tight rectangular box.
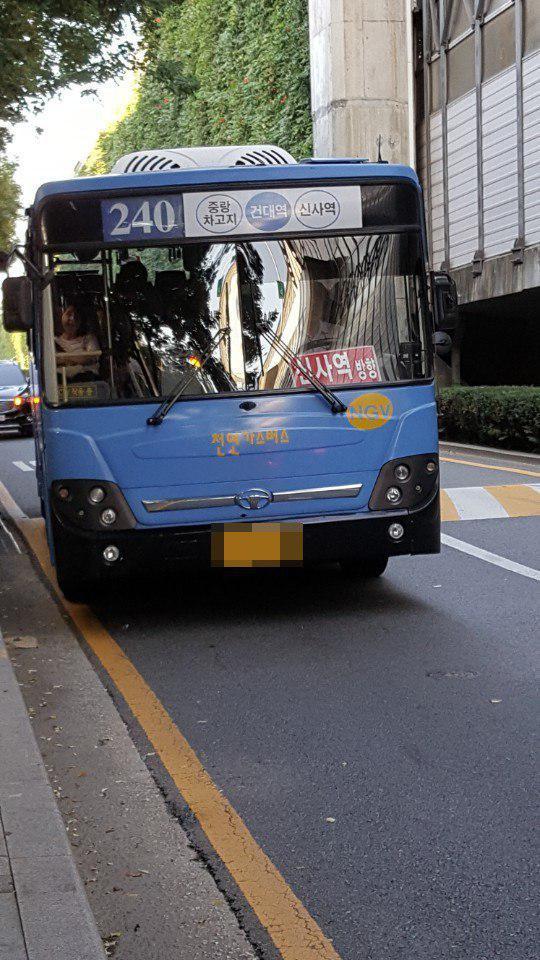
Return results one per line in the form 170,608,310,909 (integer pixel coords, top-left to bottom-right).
111,144,296,175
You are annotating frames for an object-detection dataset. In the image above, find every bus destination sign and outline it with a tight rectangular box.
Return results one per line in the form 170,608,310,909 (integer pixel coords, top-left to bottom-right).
101,186,362,243
184,186,362,238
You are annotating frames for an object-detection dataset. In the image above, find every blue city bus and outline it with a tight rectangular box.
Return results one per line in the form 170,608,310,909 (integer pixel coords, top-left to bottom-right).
1,145,456,601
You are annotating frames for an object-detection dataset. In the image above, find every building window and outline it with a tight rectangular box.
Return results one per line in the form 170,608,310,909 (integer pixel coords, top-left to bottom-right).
447,2,472,46
483,5,515,81
447,32,475,101
524,0,540,56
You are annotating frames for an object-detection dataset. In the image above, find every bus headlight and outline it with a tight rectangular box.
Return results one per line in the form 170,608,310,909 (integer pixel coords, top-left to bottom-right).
51,480,136,531
385,486,402,504
88,486,106,504
368,455,439,511
394,464,410,482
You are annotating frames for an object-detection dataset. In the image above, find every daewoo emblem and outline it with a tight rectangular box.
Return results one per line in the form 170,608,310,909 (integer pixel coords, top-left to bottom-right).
234,489,273,511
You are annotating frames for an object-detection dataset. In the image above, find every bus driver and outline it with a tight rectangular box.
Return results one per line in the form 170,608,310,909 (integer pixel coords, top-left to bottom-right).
55,304,101,382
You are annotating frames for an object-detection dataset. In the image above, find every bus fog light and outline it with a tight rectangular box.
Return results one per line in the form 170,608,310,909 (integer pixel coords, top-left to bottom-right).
388,523,404,541
385,486,402,504
101,508,117,525
58,486,70,501
103,545,120,562
426,460,437,474
394,464,410,482
88,486,105,504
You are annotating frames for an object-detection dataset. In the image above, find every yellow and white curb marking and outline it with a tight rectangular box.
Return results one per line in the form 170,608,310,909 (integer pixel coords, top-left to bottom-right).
441,484,540,522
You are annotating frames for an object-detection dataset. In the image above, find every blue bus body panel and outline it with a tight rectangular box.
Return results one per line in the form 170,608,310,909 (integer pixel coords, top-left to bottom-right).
33,163,420,206
41,384,437,528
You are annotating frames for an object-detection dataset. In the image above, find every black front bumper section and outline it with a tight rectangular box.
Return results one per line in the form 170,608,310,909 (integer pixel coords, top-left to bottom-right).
51,490,440,582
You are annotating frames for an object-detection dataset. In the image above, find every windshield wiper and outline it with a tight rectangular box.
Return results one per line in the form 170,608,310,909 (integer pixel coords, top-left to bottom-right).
257,326,346,414
148,322,347,426
147,327,230,426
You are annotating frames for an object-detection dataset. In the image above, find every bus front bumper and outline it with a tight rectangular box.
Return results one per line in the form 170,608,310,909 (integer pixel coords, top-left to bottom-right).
51,491,440,581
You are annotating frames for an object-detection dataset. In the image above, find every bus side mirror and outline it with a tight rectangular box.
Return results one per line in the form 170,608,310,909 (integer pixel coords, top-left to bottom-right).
431,271,458,332
0,250,11,273
2,277,33,332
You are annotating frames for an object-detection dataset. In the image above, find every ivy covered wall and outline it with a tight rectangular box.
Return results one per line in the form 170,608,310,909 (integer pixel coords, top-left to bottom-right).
83,0,312,174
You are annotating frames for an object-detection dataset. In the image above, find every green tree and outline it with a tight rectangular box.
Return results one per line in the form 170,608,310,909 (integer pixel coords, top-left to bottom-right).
0,158,26,365
0,325,27,367
0,157,19,250
0,0,155,149
0,324,13,361
82,0,312,174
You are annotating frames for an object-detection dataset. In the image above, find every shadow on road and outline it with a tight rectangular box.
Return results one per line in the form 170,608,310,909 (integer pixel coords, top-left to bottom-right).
91,563,431,637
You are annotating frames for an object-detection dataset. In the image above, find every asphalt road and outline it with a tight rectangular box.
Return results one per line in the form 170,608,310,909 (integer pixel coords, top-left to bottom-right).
0,433,538,960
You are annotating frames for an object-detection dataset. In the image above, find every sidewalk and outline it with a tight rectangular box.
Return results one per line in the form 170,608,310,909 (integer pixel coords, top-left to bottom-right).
0,631,106,960
439,440,540,465
0,515,256,960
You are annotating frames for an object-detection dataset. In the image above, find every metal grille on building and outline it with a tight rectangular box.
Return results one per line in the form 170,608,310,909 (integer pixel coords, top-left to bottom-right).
417,0,539,297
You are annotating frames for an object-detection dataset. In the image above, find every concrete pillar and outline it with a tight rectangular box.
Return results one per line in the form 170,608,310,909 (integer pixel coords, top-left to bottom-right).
308,0,413,165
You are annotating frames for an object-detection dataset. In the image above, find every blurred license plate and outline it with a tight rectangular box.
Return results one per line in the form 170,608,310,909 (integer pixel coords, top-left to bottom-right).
211,522,303,568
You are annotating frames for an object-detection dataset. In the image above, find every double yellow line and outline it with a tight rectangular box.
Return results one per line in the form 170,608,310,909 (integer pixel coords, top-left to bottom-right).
3,500,341,960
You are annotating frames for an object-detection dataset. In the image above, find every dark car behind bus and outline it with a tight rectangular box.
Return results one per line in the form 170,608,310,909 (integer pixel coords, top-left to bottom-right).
0,361,33,437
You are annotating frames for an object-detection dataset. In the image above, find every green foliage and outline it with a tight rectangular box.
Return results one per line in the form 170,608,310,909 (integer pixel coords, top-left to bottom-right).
439,386,540,453
0,0,149,148
0,158,25,365
0,325,27,368
0,157,20,249
0,325,13,362
0,324,13,362
82,0,312,174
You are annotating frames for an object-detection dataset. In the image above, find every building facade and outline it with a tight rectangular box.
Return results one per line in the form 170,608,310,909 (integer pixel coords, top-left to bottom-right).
309,0,540,385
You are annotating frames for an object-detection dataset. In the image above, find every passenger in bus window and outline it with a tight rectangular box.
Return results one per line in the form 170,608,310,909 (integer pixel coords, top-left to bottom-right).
55,304,102,382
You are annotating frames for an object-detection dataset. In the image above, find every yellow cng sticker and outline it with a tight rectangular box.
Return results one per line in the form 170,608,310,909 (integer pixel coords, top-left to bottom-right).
346,393,393,431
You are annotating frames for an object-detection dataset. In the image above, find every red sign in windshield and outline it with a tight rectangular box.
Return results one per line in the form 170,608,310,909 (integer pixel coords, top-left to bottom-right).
291,346,381,387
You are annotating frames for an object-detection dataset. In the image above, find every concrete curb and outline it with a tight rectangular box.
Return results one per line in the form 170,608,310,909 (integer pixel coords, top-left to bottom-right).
440,440,540,465
0,632,106,960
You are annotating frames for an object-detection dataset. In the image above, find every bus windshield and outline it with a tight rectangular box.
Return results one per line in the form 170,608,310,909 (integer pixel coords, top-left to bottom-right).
42,232,431,406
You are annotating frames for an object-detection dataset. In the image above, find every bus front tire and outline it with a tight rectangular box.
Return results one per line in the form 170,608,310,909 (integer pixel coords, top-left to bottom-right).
339,556,388,579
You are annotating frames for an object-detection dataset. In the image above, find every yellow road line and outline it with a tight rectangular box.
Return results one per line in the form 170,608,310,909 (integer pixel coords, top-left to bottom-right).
440,490,461,521
440,456,540,479
487,484,540,518
14,515,341,960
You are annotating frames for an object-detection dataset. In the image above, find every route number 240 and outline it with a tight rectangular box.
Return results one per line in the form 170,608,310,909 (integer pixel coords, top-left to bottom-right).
108,198,182,236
